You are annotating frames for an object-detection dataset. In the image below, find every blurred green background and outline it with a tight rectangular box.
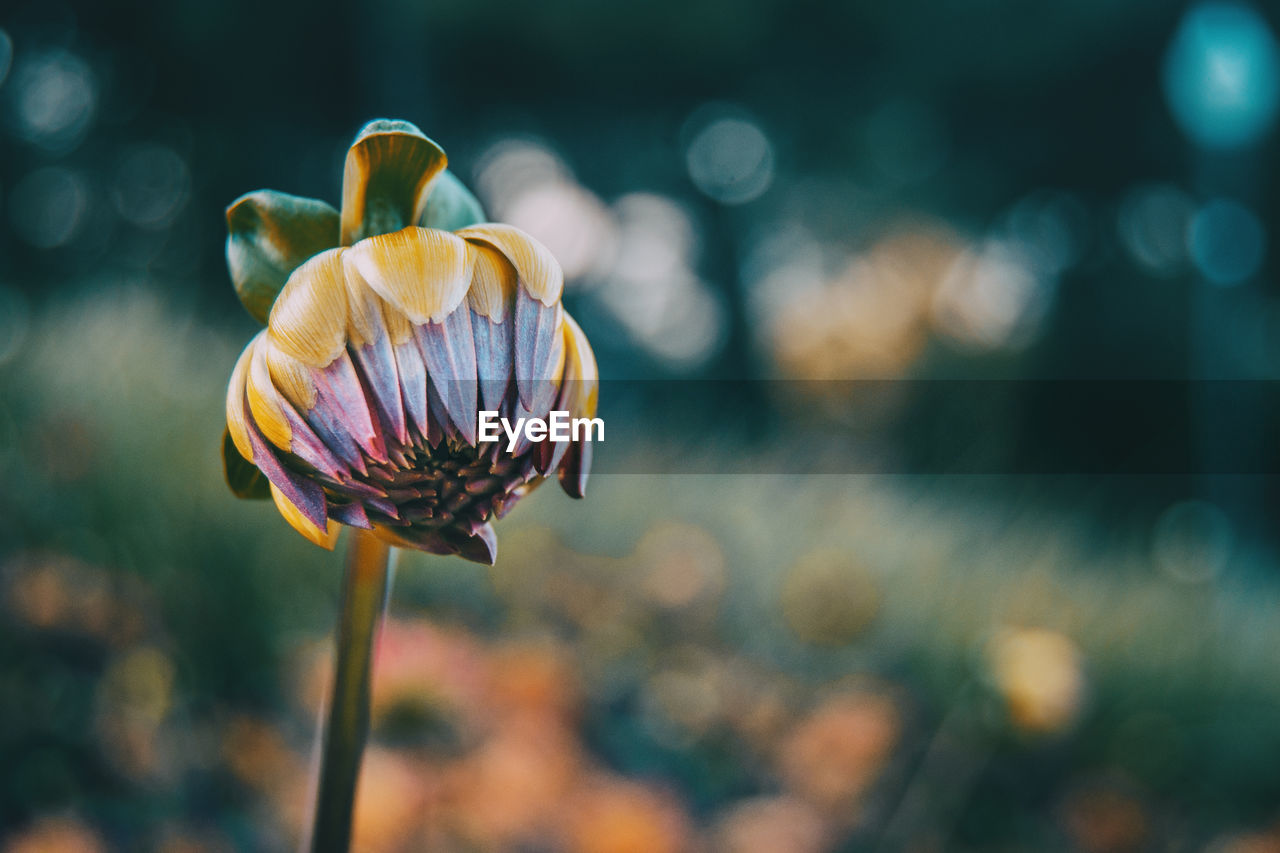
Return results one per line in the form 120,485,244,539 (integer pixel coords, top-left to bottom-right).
6,0,1280,850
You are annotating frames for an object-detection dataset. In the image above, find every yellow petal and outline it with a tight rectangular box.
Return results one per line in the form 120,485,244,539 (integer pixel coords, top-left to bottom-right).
466,243,517,321
551,306,567,378
270,483,340,549
457,224,563,306
225,334,260,462
268,248,350,368
246,341,292,451
341,120,448,245
265,340,319,412
343,227,474,324
561,312,598,418
342,262,391,349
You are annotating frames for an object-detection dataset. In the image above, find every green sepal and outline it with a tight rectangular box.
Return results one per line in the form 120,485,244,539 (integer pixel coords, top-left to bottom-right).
341,119,448,245
223,429,271,499
226,191,340,324
420,169,486,231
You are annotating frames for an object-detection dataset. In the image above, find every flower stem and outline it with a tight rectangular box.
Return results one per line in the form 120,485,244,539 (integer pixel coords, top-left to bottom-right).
309,529,392,853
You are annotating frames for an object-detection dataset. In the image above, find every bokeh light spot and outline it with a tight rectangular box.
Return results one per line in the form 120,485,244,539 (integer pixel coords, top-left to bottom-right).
1002,191,1088,277
1188,197,1265,286
7,49,96,152
474,138,615,282
596,193,726,370
985,627,1086,735
684,108,774,204
1118,184,1196,277
1163,1,1280,149
932,239,1051,350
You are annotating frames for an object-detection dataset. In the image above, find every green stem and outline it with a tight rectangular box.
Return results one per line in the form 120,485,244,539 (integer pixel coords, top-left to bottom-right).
309,529,392,853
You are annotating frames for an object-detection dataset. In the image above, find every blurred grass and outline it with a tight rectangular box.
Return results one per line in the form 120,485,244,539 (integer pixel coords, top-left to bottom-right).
5,285,1280,848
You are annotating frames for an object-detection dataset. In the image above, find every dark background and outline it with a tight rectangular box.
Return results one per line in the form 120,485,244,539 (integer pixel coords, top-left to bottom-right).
5,0,1280,851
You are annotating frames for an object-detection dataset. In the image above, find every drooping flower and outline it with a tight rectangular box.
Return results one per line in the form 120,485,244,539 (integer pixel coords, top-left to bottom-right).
222,120,597,564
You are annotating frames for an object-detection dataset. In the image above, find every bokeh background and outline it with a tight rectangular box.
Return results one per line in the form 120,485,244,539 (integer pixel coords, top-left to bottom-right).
5,0,1280,850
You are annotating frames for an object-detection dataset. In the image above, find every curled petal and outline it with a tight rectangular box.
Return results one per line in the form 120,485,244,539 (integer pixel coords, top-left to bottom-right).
559,312,599,419
344,227,473,324
247,341,346,478
226,191,340,325
459,225,565,412
456,224,564,305
246,341,292,451
557,313,597,499
265,343,364,473
342,119,448,245
242,390,331,529
466,244,517,322
265,341,318,412
225,338,258,462
270,483,341,549
269,248,350,368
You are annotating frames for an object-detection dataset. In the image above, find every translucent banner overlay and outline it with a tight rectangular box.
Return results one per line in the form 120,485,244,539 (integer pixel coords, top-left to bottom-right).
576,380,1280,475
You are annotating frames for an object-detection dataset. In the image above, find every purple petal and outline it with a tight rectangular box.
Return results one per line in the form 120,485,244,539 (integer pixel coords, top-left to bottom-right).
274,392,347,479
392,339,430,444
415,309,478,445
330,501,373,529
312,353,387,464
299,389,367,476
350,333,408,447
243,394,330,529
383,526,458,556
535,431,569,475
471,309,512,415
558,439,592,499
446,522,498,565
514,288,560,414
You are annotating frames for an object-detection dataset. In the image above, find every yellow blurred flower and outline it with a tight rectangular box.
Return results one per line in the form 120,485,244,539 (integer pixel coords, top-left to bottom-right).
563,776,693,853
985,626,1086,735
777,689,900,815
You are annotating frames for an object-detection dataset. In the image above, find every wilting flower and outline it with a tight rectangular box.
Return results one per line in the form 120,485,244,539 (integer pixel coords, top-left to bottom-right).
222,120,597,563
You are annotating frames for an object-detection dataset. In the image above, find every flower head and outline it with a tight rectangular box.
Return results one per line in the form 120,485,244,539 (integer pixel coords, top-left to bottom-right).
223,120,596,563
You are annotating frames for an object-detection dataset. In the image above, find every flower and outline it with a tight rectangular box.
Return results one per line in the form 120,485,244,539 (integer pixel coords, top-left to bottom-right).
222,120,597,564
